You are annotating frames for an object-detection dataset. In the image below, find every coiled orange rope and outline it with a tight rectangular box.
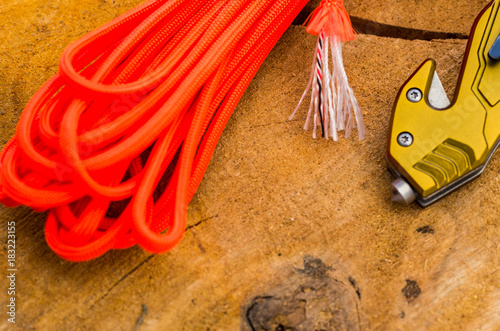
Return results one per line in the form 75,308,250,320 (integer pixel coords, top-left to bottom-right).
0,0,309,261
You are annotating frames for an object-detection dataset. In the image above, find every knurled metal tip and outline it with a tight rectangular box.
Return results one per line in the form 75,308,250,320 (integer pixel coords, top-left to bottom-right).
391,178,416,205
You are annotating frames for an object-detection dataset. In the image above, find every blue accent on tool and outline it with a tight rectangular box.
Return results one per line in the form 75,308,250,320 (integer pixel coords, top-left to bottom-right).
489,31,500,61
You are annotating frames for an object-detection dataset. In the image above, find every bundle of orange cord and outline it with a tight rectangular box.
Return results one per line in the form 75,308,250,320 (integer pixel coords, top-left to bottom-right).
0,0,309,261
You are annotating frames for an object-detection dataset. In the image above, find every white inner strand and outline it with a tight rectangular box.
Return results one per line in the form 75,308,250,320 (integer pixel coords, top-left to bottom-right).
290,34,366,141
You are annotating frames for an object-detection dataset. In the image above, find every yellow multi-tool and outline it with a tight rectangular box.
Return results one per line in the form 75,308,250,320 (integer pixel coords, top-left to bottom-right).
387,0,500,206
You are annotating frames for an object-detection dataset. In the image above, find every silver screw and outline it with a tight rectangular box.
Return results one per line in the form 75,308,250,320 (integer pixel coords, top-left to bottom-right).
407,88,422,103
397,132,413,147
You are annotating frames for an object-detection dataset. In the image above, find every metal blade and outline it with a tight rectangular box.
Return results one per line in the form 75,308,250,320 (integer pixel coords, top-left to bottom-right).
428,71,451,109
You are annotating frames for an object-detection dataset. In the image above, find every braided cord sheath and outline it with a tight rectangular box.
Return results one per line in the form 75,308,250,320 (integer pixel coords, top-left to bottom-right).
0,0,309,261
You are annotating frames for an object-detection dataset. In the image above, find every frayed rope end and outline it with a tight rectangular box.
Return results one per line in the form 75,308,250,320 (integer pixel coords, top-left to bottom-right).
291,0,365,141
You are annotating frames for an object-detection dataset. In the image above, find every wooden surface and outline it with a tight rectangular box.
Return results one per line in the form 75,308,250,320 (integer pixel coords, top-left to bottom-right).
0,0,499,330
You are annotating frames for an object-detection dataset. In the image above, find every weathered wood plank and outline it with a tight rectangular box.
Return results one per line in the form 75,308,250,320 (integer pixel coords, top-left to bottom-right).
0,1,498,330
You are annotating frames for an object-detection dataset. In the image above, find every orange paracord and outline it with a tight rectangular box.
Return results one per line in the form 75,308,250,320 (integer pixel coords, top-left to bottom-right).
0,0,309,261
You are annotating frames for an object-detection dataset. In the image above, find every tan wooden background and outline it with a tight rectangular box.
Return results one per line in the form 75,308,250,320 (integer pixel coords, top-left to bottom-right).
0,0,498,330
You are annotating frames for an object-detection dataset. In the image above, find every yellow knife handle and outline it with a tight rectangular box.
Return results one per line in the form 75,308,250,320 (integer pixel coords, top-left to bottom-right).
387,1,500,206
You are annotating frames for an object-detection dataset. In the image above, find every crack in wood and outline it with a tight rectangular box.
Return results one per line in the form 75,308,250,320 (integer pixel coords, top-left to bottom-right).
350,16,468,41
89,215,218,309
186,214,219,230
291,4,468,41
90,255,155,309
133,304,148,331
249,119,301,130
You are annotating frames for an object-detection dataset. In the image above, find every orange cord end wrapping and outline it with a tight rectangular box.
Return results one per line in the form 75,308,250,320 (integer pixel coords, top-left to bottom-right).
304,0,356,41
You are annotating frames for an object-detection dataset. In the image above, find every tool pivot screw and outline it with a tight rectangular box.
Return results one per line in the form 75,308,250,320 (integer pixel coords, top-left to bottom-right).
407,88,422,102
397,132,413,147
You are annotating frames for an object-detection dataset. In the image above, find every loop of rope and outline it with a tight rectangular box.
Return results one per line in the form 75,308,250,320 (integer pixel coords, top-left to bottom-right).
0,0,309,261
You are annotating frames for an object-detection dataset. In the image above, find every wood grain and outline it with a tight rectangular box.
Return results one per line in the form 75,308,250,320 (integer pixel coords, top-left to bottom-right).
0,1,498,330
